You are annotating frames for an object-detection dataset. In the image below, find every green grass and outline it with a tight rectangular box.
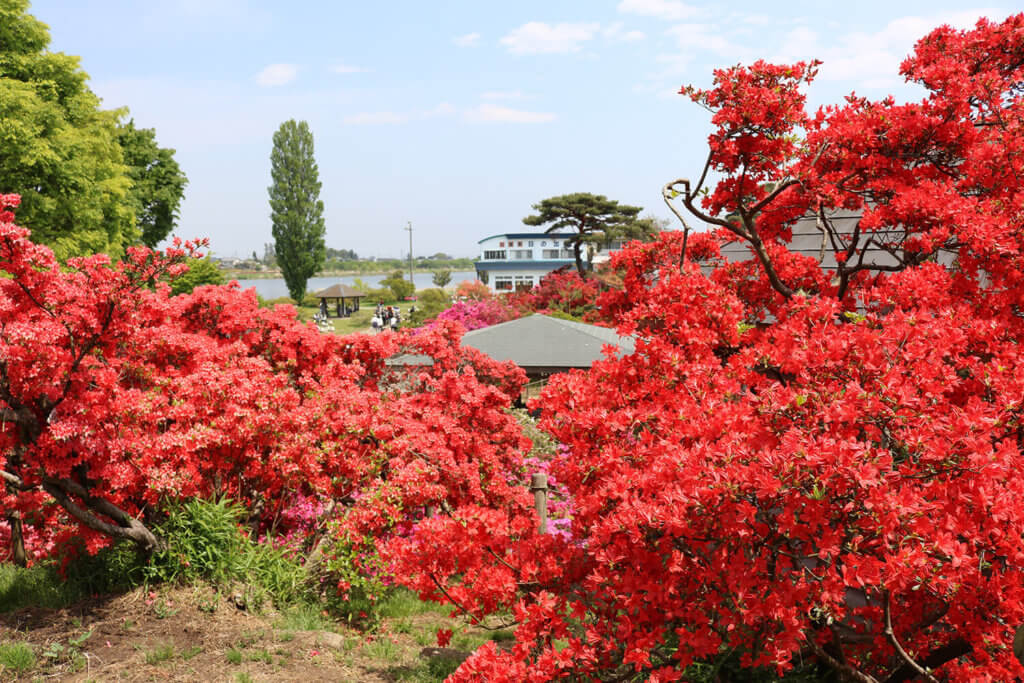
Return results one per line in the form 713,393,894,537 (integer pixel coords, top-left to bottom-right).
0,641,36,673
226,648,243,665
0,562,88,613
144,643,175,665
274,602,332,632
378,588,451,619
296,301,419,336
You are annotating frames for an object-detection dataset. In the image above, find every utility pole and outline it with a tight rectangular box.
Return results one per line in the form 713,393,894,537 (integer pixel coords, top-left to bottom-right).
405,221,414,287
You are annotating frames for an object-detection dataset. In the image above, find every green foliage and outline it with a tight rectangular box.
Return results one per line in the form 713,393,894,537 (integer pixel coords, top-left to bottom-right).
0,641,35,673
409,288,450,325
320,526,391,623
522,192,649,276
170,255,225,295
257,295,298,309
380,270,415,301
116,119,187,247
0,0,135,259
0,561,90,612
269,119,326,301
431,269,451,288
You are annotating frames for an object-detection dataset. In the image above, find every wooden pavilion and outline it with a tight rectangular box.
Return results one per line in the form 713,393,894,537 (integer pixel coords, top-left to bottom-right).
312,283,366,318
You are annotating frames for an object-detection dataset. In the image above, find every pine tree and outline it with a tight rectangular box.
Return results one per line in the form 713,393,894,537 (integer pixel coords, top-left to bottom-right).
268,120,326,301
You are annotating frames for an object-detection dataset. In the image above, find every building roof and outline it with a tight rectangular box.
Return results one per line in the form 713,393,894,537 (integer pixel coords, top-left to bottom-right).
463,314,634,368
717,208,956,270
473,260,577,271
477,232,571,244
387,314,635,371
313,283,366,298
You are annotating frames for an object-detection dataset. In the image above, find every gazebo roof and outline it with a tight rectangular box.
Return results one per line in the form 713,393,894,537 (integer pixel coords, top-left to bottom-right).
313,283,365,298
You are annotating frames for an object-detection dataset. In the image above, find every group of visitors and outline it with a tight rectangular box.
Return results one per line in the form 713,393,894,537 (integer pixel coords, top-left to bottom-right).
371,302,400,333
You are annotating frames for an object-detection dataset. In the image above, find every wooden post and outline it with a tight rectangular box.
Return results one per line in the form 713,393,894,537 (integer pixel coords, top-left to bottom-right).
426,505,436,518
530,473,548,534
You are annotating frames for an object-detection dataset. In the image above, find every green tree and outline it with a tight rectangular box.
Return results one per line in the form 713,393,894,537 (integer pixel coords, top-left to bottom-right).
432,269,452,288
0,0,135,259
116,119,187,248
381,270,415,301
268,119,325,301
170,255,225,296
523,193,648,277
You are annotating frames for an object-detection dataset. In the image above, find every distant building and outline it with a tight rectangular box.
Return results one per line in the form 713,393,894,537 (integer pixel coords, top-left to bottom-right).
474,232,625,293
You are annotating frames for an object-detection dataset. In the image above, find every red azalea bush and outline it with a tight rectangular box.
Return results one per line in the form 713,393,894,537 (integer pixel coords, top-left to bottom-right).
417,15,1024,681
4,13,1024,683
0,197,530,577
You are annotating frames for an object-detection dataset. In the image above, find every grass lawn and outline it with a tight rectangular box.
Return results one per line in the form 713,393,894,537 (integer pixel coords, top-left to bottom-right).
295,301,419,336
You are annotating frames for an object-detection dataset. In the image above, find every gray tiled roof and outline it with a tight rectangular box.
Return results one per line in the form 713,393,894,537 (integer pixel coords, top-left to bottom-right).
461,314,634,368
718,208,956,269
386,314,635,370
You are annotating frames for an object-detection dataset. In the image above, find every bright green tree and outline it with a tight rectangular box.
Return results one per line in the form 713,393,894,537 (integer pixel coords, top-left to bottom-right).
0,0,136,259
432,269,452,288
381,270,415,301
523,193,649,277
170,255,225,296
116,119,187,248
268,119,325,301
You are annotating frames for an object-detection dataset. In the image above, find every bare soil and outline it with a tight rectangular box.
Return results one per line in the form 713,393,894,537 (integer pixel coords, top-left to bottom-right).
0,585,470,682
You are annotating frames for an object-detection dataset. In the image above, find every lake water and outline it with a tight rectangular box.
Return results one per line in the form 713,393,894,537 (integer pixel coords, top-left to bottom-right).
232,271,477,300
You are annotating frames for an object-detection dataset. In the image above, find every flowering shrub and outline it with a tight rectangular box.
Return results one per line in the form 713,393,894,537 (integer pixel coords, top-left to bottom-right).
437,16,1024,681
0,193,530,578
431,299,519,331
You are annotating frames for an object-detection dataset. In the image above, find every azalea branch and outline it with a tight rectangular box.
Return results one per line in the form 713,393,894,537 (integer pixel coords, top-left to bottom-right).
41,476,161,552
805,634,879,683
882,590,938,683
427,572,516,630
662,179,694,271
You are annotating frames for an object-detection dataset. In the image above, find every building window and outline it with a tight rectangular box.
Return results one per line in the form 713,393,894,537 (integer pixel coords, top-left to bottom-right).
499,241,504,247
527,240,534,247
517,241,523,247
542,249,561,259
514,275,533,291
541,241,547,246
511,249,532,260
561,248,574,259
483,250,506,260
494,276,513,291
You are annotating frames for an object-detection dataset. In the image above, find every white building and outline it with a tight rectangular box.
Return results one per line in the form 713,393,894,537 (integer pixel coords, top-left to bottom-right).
473,232,624,293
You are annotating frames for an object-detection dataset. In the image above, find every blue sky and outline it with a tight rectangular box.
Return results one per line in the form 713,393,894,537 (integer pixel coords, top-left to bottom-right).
29,0,1015,258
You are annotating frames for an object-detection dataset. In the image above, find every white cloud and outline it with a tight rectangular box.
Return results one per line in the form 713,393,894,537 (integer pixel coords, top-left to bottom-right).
500,22,599,55
465,104,556,123
666,23,742,56
343,111,409,125
255,63,298,87
331,63,369,74
769,9,1008,90
425,102,457,117
617,0,698,21
604,22,646,42
453,32,481,47
481,90,526,100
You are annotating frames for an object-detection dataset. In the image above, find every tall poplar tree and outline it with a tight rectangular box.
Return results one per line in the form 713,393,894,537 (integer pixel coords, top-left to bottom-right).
268,119,325,301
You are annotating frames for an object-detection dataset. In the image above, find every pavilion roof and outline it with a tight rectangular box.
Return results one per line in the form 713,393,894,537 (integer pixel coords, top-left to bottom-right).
313,283,365,298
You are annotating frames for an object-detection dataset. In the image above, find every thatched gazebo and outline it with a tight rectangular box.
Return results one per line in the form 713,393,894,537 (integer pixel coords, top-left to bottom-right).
312,283,366,318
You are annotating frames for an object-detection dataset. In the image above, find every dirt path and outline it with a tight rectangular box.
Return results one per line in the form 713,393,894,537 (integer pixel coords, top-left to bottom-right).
0,585,473,681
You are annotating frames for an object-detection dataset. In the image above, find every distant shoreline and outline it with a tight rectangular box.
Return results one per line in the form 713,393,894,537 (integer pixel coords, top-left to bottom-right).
221,268,473,280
